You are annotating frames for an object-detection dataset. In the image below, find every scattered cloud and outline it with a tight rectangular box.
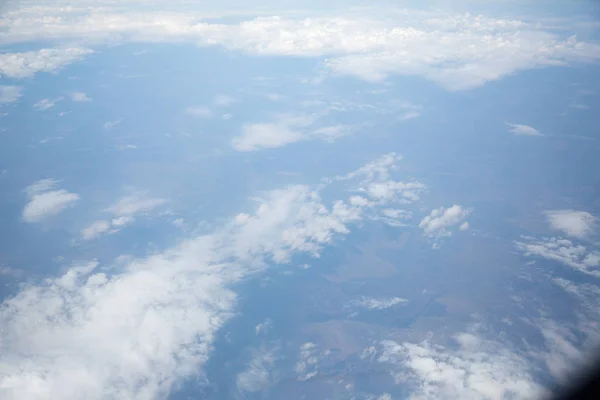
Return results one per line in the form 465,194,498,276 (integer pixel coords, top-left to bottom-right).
185,106,213,119
378,333,548,399
70,91,92,102
506,122,543,136
1,154,416,399
22,179,80,223
352,296,408,310
516,236,600,277
0,85,22,103
419,205,470,240
544,210,597,239
33,97,63,111
0,47,93,79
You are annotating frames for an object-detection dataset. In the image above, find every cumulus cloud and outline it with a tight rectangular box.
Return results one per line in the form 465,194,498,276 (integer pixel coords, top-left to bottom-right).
1,7,598,89
419,205,470,240
378,333,548,400
544,210,597,239
516,236,600,277
295,342,320,381
0,85,22,103
1,154,418,399
255,318,273,335
70,91,92,102
0,47,93,79
22,179,80,223
352,296,408,310
506,122,543,136
232,114,348,151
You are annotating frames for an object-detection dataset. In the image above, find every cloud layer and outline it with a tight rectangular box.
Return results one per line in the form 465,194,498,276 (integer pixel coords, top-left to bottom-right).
1,6,599,90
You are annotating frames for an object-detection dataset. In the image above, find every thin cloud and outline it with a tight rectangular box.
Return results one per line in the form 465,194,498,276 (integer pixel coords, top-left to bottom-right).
352,296,408,310
34,97,63,111
22,179,80,223
236,346,278,394
544,210,597,239
516,236,600,277
185,106,213,118
506,122,543,136
70,91,92,102
103,119,122,130
0,85,23,103
81,220,111,240
213,94,235,107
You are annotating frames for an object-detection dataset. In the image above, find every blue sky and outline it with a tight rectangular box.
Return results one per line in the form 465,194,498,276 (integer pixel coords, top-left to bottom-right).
1,1,600,399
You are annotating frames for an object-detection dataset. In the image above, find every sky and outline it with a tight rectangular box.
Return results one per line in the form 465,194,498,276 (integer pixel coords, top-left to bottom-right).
1,1,600,399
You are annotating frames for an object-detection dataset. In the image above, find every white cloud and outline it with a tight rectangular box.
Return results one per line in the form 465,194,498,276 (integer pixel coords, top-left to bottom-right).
506,122,543,136
70,91,92,102
0,47,93,79
398,110,421,121
0,85,22,103
569,104,589,110
33,97,63,111
2,154,417,399
236,346,278,394
352,296,408,310
1,7,597,89
419,205,470,239
295,342,320,381
213,94,235,106
185,106,213,118
232,114,346,152
106,193,167,217
255,318,273,335
81,220,111,240
22,179,80,223
378,333,548,400
516,236,600,277
544,210,597,239
103,119,122,130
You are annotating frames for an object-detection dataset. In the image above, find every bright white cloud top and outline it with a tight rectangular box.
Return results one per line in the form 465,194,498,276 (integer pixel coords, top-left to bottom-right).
22,179,80,223
544,210,597,239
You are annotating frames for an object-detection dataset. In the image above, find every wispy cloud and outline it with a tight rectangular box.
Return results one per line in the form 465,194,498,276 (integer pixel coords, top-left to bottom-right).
185,106,213,118
0,85,23,103
213,94,235,107
516,236,600,277
34,97,63,111
236,346,279,394
544,210,597,239
81,220,111,240
232,114,349,151
103,119,122,130
22,179,80,223
506,122,543,136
